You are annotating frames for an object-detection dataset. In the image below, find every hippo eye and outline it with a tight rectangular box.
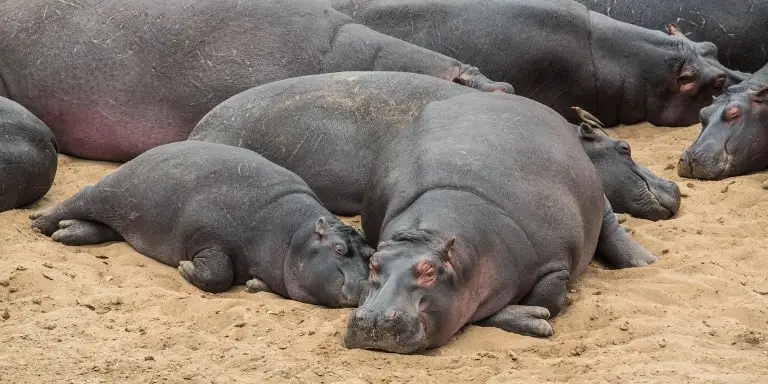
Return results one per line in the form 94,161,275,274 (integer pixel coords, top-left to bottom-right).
618,143,631,156
334,243,348,257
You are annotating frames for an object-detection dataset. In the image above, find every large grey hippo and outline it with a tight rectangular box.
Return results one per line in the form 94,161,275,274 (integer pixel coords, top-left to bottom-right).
0,97,58,212
678,64,768,180
343,92,657,354
190,71,680,221
575,0,768,73
333,0,748,127
29,141,374,307
0,0,511,162
345,93,656,353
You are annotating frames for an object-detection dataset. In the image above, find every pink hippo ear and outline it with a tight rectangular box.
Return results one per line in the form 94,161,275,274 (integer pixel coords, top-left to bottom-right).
441,237,456,267
665,23,687,39
752,86,768,104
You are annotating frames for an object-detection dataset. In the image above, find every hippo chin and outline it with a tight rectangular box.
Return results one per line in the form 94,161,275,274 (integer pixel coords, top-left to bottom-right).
678,64,768,180
29,141,373,307
345,92,657,354
578,123,681,220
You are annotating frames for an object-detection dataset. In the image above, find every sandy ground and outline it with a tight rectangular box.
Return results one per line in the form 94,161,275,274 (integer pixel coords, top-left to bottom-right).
1,123,767,384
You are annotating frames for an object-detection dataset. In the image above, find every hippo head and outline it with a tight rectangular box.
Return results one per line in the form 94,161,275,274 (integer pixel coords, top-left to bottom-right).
287,217,373,308
345,230,462,354
644,24,745,127
577,123,681,220
678,83,768,180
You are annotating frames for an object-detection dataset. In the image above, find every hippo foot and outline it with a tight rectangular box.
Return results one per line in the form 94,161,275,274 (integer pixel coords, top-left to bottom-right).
51,219,122,245
475,305,554,337
245,278,270,294
29,208,61,236
177,249,235,293
456,65,515,94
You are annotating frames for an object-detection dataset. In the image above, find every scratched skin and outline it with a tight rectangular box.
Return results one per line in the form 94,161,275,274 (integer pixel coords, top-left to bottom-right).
0,0,511,162
576,0,768,73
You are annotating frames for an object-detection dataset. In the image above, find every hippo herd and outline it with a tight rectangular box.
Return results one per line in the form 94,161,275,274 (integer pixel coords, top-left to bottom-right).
1,0,766,354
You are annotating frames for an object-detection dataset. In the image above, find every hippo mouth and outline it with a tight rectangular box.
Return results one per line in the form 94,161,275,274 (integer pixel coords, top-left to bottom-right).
344,308,428,354
631,167,681,220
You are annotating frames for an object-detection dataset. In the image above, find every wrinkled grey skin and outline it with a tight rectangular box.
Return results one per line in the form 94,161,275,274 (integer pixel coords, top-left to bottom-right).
29,141,373,307
575,0,768,73
191,71,678,220
0,0,512,162
333,0,748,127
578,123,681,220
345,93,657,354
678,65,768,180
0,96,58,212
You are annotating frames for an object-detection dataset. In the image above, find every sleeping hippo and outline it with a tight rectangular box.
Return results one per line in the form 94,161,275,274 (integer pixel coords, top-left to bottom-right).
678,64,768,180
344,92,657,354
0,0,511,162
0,96,58,212
575,0,768,73
190,71,680,221
332,0,748,127
29,141,374,307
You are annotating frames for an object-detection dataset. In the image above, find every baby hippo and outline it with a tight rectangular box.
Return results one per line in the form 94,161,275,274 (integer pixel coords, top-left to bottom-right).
30,141,373,307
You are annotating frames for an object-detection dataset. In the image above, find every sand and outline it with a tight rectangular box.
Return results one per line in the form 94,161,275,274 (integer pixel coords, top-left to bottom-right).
1,123,767,384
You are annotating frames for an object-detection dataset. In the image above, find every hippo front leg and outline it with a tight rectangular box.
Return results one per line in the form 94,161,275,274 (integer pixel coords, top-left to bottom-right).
178,247,235,293
595,195,658,268
324,24,515,94
475,305,553,337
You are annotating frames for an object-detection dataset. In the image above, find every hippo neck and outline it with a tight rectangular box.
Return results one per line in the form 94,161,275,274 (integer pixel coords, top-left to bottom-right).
589,11,679,125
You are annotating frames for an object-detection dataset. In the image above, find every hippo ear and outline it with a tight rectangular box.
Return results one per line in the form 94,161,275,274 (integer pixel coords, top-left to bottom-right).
577,123,598,141
441,237,456,266
752,86,768,104
315,216,329,237
665,23,687,39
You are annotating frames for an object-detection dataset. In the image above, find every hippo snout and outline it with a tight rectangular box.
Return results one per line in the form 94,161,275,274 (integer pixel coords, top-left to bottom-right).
652,179,681,220
344,307,426,354
677,148,728,180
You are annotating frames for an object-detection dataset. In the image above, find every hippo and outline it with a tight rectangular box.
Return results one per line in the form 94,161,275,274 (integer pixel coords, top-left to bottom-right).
0,0,512,162
678,64,768,180
189,71,680,220
332,0,748,127
0,96,58,212
343,92,658,354
575,0,768,73
29,141,374,307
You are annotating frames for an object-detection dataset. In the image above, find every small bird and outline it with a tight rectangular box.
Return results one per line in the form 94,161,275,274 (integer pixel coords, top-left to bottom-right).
571,106,605,128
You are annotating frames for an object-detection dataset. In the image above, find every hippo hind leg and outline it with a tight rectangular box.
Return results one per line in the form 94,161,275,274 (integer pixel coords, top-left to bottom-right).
178,247,234,293
30,185,97,236
51,219,123,245
595,195,659,269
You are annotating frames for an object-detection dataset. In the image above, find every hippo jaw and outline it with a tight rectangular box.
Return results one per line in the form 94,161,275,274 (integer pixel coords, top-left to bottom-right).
678,86,768,180
345,230,462,354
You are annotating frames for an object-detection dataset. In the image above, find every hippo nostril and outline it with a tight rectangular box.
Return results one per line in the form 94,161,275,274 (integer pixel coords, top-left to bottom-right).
723,105,741,122
387,310,398,320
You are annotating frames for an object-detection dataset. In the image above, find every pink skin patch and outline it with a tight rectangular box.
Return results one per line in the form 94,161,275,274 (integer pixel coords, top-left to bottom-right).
724,105,741,122
679,81,697,93
415,260,436,288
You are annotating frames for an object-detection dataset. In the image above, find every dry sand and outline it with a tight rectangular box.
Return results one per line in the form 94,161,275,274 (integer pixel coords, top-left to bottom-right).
1,123,767,384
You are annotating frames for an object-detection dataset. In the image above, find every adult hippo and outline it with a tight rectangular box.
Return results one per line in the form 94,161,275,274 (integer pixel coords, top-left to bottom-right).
343,92,657,354
190,71,680,221
0,0,512,162
0,97,58,212
333,0,748,127
678,64,768,180
29,141,374,307
575,0,768,73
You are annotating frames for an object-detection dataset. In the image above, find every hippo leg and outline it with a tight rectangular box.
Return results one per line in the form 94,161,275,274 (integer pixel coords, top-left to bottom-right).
520,269,570,318
595,195,659,269
475,305,554,337
245,278,271,294
178,247,234,293
30,185,98,236
51,219,123,245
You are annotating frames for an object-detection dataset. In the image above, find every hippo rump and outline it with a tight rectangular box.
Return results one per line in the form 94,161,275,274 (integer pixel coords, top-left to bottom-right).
343,92,657,354
332,0,748,127
678,64,768,180
575,0,768,73
29,141,373,307
0,97,58,212
190,71,680,221
0,0,512,162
